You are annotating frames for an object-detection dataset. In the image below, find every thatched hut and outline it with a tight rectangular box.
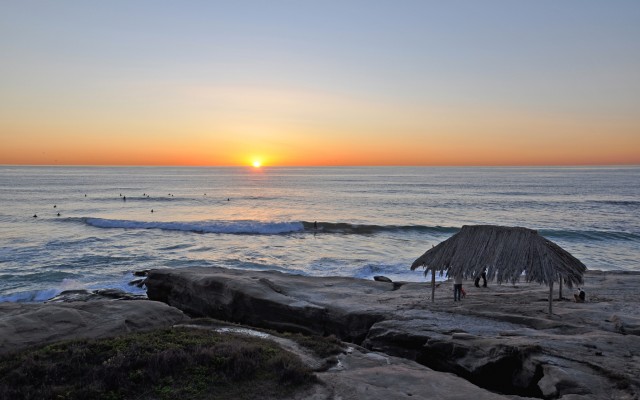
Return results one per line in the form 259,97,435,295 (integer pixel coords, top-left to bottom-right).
410,225,586,314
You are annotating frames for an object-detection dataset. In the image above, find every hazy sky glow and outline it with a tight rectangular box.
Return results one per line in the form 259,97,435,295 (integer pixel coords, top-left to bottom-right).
1,1,639,166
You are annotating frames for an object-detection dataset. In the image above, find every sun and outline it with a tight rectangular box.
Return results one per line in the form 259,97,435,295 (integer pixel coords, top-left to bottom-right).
252,160,262,168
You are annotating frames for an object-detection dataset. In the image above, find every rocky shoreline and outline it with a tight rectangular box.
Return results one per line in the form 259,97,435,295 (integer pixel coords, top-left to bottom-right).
2,268,639,399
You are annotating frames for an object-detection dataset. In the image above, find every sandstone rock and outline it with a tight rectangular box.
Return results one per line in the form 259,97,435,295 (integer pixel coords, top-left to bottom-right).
609,314,640,336
145,267,640,399
169,320,510,400
537,365,591,398
0,300,187,354
308,345,512,400
146,267,392,342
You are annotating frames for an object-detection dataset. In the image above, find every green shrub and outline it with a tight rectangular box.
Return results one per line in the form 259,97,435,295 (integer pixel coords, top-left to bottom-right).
0,327,315,400
282,332,346,358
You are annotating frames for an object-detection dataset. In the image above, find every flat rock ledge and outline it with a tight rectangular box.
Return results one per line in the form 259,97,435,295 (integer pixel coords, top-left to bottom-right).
146,267,640,399
0,300,187,354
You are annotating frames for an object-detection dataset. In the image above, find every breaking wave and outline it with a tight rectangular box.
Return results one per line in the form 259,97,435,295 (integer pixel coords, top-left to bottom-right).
0,288,61,303
301,221,459,235
59,217,459,236
78,218,305,235
59,217,640,242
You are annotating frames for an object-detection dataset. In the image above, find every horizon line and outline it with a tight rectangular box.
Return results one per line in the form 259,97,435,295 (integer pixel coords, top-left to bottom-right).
2,163,639,168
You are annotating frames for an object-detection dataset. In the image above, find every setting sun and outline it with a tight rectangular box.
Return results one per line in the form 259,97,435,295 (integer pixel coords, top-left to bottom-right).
1,2,639,168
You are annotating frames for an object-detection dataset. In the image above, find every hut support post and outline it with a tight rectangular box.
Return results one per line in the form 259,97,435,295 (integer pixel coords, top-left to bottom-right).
431,268,436,302
548,281,554,316
559,278,563,300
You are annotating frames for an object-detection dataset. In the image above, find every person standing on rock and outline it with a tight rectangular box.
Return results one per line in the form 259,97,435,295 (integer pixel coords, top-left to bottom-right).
453,272,463,301
574,287,586,302
474,267,487,288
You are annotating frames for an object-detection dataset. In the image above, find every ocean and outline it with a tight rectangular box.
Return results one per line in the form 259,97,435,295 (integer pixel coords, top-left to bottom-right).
1,166,638,302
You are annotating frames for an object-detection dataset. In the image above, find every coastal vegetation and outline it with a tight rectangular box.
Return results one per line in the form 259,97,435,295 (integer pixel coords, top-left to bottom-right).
0,327,317,400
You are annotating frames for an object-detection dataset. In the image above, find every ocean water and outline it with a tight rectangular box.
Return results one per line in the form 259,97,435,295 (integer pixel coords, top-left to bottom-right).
0,166,638,302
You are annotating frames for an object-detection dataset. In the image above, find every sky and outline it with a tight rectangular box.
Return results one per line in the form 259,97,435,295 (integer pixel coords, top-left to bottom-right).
1,1,639,166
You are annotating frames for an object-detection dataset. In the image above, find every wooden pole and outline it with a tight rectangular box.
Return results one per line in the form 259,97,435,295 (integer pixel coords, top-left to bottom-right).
559,278,563,300
548,281,554,316
431,268,436,302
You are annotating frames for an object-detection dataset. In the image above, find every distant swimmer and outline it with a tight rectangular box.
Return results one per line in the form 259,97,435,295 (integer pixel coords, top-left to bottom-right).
227,198,230,201
57,212,60,216
53,205,56,208
314,221,318,229
123,196,126,201
84,194,87,197
151,209,154,213
33,214,37,218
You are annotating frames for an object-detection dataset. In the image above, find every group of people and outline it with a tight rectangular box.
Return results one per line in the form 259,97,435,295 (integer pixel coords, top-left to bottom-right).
453,268,487,301
452,267,587,303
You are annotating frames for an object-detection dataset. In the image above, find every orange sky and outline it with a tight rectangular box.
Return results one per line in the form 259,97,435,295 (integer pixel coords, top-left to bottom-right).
3,89,638,166
1,2,639,167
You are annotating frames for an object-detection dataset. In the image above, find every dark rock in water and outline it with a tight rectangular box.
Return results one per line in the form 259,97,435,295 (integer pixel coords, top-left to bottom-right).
95,289,146,300
129,278,146,288
46,290,93,302
373,275,404,290
133,269,150,277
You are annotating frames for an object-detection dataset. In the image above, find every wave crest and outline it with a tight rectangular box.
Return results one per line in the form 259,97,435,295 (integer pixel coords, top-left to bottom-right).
81,218,305,235
61,217,640,241
301,221,459,235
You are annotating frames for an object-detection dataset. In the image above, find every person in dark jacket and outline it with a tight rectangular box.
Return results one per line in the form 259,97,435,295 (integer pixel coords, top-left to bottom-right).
574,287,586,303
474,267,487,288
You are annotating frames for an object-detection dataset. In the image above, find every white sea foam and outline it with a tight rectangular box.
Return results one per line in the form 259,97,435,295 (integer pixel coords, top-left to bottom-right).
0,288,60,303
353,263,447,283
